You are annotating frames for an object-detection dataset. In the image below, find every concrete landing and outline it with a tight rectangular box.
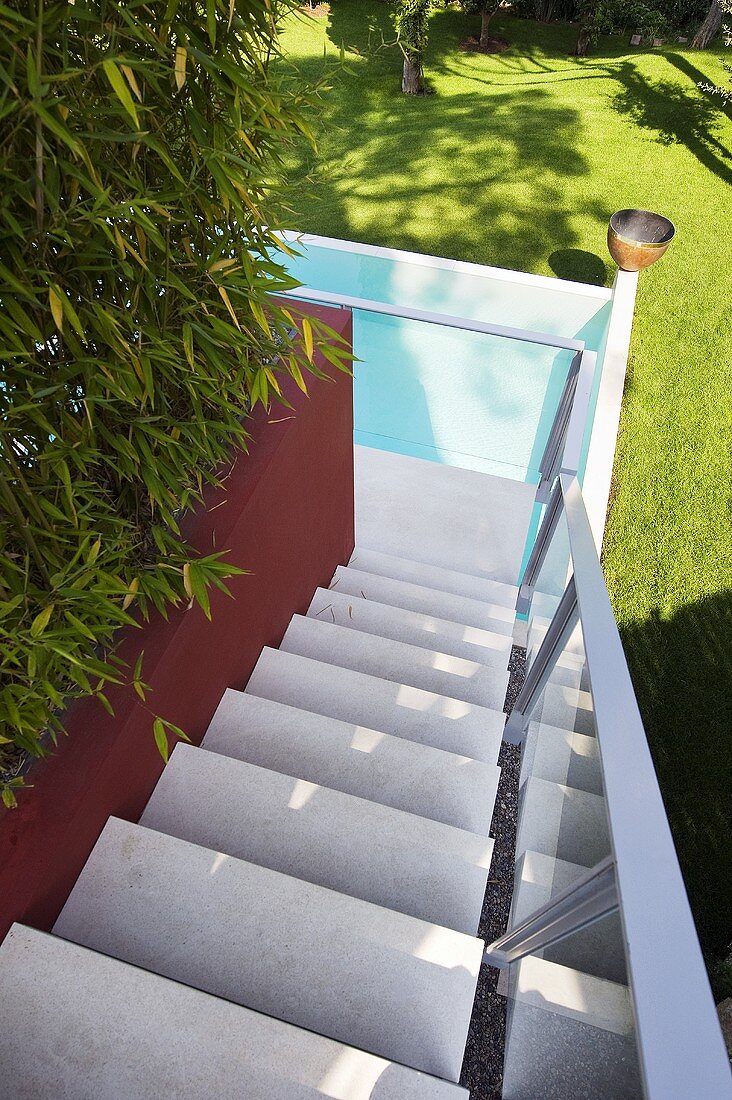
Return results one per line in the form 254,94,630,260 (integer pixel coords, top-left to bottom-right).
355,446,536,587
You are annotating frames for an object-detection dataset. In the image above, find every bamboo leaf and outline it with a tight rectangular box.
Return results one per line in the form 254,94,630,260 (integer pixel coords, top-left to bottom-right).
250,299,270,336
302,316,314,364
122,577,140,610
217,285,241,330
102,59,140,128
174,46,187,92
120,63,142,102
30,605,54,637
153,717,169,763
49,286,63,332
207,0,217,47
182,322,194,368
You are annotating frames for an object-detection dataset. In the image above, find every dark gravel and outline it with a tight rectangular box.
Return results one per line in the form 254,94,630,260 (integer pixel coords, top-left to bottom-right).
459,644,526,1100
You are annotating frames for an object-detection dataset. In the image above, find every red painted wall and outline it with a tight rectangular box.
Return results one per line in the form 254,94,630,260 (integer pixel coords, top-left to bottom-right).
0,304,354,940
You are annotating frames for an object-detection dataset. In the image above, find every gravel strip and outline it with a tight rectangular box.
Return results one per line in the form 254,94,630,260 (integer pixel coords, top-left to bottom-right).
459,644,526,1100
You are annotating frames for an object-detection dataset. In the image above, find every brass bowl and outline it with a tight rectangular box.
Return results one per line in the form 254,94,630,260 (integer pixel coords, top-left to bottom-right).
608,208,675,271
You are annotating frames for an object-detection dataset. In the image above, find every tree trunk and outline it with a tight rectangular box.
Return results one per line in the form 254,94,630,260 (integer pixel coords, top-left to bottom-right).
691,0,722,47
479,10,495,48
574,23,591,55
402,51,423,95
535,0,555,23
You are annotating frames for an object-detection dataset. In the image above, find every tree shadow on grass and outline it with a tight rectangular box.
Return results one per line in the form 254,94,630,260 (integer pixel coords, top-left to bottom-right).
286,6,608,276
611,58,732,187
324,0,399,74
618,590,732,976
285,77,598,271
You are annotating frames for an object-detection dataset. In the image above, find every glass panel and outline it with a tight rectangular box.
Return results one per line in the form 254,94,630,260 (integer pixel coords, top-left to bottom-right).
501,909,643,1099
352,311,575,484
503,619,643,1098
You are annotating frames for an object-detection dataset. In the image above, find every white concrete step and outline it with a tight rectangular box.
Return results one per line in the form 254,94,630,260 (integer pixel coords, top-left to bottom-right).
516,776,610,868
506,954,633,1035
245,648,505,764
501,955,641,1099
511,851,626,984
331,565,515,636
308,587,512,670
0,924,467,1100
141,743,494,935
349,547,518,609
54,818,483,1082
203,690,500,835
520,720,603,796
355,445,536,587
281,615,510,713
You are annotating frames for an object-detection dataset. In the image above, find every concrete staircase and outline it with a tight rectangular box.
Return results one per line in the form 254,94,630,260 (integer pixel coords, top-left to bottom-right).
0,449,535,1098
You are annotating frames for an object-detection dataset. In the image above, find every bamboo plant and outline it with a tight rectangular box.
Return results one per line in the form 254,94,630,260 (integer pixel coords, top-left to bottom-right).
0,0,351,804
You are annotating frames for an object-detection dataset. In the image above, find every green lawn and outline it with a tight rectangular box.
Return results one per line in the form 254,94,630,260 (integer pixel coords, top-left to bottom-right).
281,2,732,982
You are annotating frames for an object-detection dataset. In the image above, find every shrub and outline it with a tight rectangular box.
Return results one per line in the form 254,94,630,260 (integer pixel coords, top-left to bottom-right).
0,0,351,804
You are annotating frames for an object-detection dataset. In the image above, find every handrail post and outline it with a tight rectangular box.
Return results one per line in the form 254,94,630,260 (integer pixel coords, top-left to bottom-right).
561,348,597,478
536,349,582,501
504,575,578,745
484,855,618,968
535,348,597,502
516,477,564,614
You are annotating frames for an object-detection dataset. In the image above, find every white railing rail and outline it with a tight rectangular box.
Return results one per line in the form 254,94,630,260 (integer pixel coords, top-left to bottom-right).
502,474,732,1099
561,474,732,1098
285,285,584,352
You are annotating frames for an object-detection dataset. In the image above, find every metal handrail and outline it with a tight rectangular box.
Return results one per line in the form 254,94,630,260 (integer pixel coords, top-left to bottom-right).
484,855,618,968
284,285,584,352
506,475,732,1099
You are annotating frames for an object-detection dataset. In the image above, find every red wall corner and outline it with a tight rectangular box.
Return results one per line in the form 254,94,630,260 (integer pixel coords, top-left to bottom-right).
0,304,354,940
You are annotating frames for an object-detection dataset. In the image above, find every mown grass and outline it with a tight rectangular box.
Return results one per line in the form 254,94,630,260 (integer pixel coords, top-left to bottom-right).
281,2,732,981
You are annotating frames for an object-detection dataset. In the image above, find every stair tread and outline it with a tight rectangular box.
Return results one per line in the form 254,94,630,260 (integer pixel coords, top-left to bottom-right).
141,743,494,934
54,818,483,1081
516,776,610,867
308,587,512,669
505,955,633,1036
349,547,518,608
332,565,515,636
245,648,505,764
203,690,500,835
522,720,602,796
282,615,510,712
0,924,466,1099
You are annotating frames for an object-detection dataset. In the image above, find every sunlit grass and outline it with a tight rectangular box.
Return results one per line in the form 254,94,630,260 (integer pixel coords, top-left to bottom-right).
281,3,732,976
